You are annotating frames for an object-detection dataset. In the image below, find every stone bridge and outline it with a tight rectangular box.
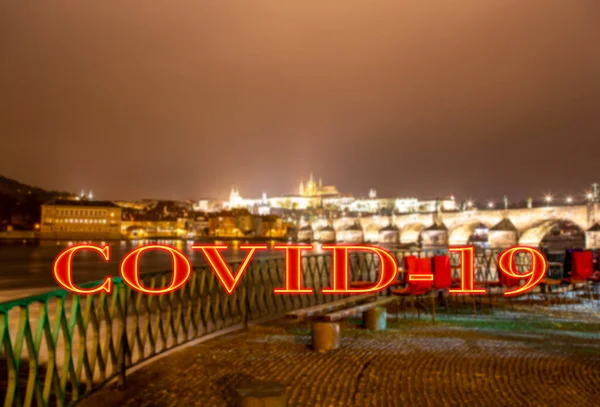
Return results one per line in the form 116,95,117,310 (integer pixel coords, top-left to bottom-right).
307,203,600,248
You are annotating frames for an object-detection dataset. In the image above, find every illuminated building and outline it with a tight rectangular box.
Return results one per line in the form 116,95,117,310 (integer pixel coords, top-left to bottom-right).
393,197,457,213
267,196,320,210
256,215,287,238
394,198,420,213
192,199,222,213
256,192,271,215
228,186,244,208
121,219,189,239
222,187,270,214
40,199,122,239
265,174,344,210
299,173,339,197
114,201,153,211
208,210,254,237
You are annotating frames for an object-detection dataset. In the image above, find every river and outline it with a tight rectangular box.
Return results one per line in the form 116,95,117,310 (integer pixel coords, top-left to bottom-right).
0,239,305,301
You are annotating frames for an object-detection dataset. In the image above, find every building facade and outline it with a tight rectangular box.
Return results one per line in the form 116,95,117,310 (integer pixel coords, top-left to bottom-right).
40,199,122,239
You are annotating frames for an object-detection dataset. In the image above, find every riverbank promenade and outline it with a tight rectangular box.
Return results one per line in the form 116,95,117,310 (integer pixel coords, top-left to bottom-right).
2,249,600,406
79,305,600,407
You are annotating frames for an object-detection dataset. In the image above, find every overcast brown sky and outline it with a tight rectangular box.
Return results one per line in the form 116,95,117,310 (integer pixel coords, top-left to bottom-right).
1,1,599,202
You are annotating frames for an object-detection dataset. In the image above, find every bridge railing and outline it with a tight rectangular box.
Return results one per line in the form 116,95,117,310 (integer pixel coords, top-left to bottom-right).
0,248,577,406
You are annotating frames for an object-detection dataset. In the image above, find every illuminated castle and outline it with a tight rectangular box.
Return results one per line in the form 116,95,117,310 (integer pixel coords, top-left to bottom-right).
298,173,339,197
228,186,244,208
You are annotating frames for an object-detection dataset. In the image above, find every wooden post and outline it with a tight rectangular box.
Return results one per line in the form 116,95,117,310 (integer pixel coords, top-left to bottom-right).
311,321,340,351
363,307,386,330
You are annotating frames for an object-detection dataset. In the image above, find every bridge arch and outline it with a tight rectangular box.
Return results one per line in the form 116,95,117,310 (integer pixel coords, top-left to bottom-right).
519,219,586,248
400,223,425,244
448,221,489,246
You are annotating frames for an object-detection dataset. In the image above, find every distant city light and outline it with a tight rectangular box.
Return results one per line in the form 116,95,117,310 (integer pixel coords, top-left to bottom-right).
587,192,593,200
467,201,473,208
545,195,553,203
565,196,573,204
487,202,494,208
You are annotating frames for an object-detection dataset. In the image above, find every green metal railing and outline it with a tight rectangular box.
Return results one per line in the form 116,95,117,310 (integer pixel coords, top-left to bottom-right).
0,248,543,406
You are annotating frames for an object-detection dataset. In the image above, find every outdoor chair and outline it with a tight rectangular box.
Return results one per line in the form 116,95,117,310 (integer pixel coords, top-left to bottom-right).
562,250,595,302
391,256,435,320
432,255,452,311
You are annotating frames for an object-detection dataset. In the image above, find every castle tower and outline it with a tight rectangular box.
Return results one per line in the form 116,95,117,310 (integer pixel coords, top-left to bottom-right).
229,186,242,208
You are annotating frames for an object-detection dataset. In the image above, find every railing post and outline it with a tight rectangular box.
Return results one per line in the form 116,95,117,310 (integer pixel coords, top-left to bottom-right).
118,283,129,389
242,265,251,328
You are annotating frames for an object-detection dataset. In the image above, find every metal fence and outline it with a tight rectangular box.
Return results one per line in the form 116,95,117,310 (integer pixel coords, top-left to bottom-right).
0,248,553,406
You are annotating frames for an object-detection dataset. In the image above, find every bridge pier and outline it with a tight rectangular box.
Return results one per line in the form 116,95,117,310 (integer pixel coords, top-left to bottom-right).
586,224,600,249
421,223,448,246
488,219,519,248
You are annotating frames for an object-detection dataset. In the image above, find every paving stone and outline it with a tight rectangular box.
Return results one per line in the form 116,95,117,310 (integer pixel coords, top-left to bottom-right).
79,311,600,407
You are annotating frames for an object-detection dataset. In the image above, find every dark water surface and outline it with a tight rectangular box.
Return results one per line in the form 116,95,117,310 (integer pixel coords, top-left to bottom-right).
0,240,303,294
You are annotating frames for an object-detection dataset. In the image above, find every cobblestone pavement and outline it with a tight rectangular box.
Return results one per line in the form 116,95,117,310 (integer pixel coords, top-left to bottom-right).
79,310,600,407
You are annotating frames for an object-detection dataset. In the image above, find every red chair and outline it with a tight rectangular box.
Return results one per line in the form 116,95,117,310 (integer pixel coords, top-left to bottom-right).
433,255,452,290
563,251,595,301
404,255,418,281
350,254,406,290
487,256,522,289
499,265,522,288
432,255,452,311
566,251,594,282
391,256,435,320
482,255,522,308
412,258,433,294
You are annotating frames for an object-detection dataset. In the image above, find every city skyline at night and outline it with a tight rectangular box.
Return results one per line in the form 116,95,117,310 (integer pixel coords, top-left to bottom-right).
2,2,600,405
1,1,599,201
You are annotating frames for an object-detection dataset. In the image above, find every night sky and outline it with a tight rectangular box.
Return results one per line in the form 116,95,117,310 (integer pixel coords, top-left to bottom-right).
1,1,599,202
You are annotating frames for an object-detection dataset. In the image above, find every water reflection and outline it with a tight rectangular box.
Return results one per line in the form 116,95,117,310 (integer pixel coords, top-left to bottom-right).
0,239,290,291
0,238,413,292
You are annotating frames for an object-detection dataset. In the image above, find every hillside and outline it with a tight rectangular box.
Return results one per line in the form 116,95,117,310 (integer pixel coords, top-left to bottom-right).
0,175,72,230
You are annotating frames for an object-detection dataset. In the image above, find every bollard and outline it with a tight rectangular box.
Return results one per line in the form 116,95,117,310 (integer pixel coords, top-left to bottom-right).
363,307,386,331
311,321,340,351
235,381,287,407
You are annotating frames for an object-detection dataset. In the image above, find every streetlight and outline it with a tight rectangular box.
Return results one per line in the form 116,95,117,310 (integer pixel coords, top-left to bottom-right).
586,192,593,201
487,202,494,209
565,196,573,204
467,200,473,208
545,195,553,206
